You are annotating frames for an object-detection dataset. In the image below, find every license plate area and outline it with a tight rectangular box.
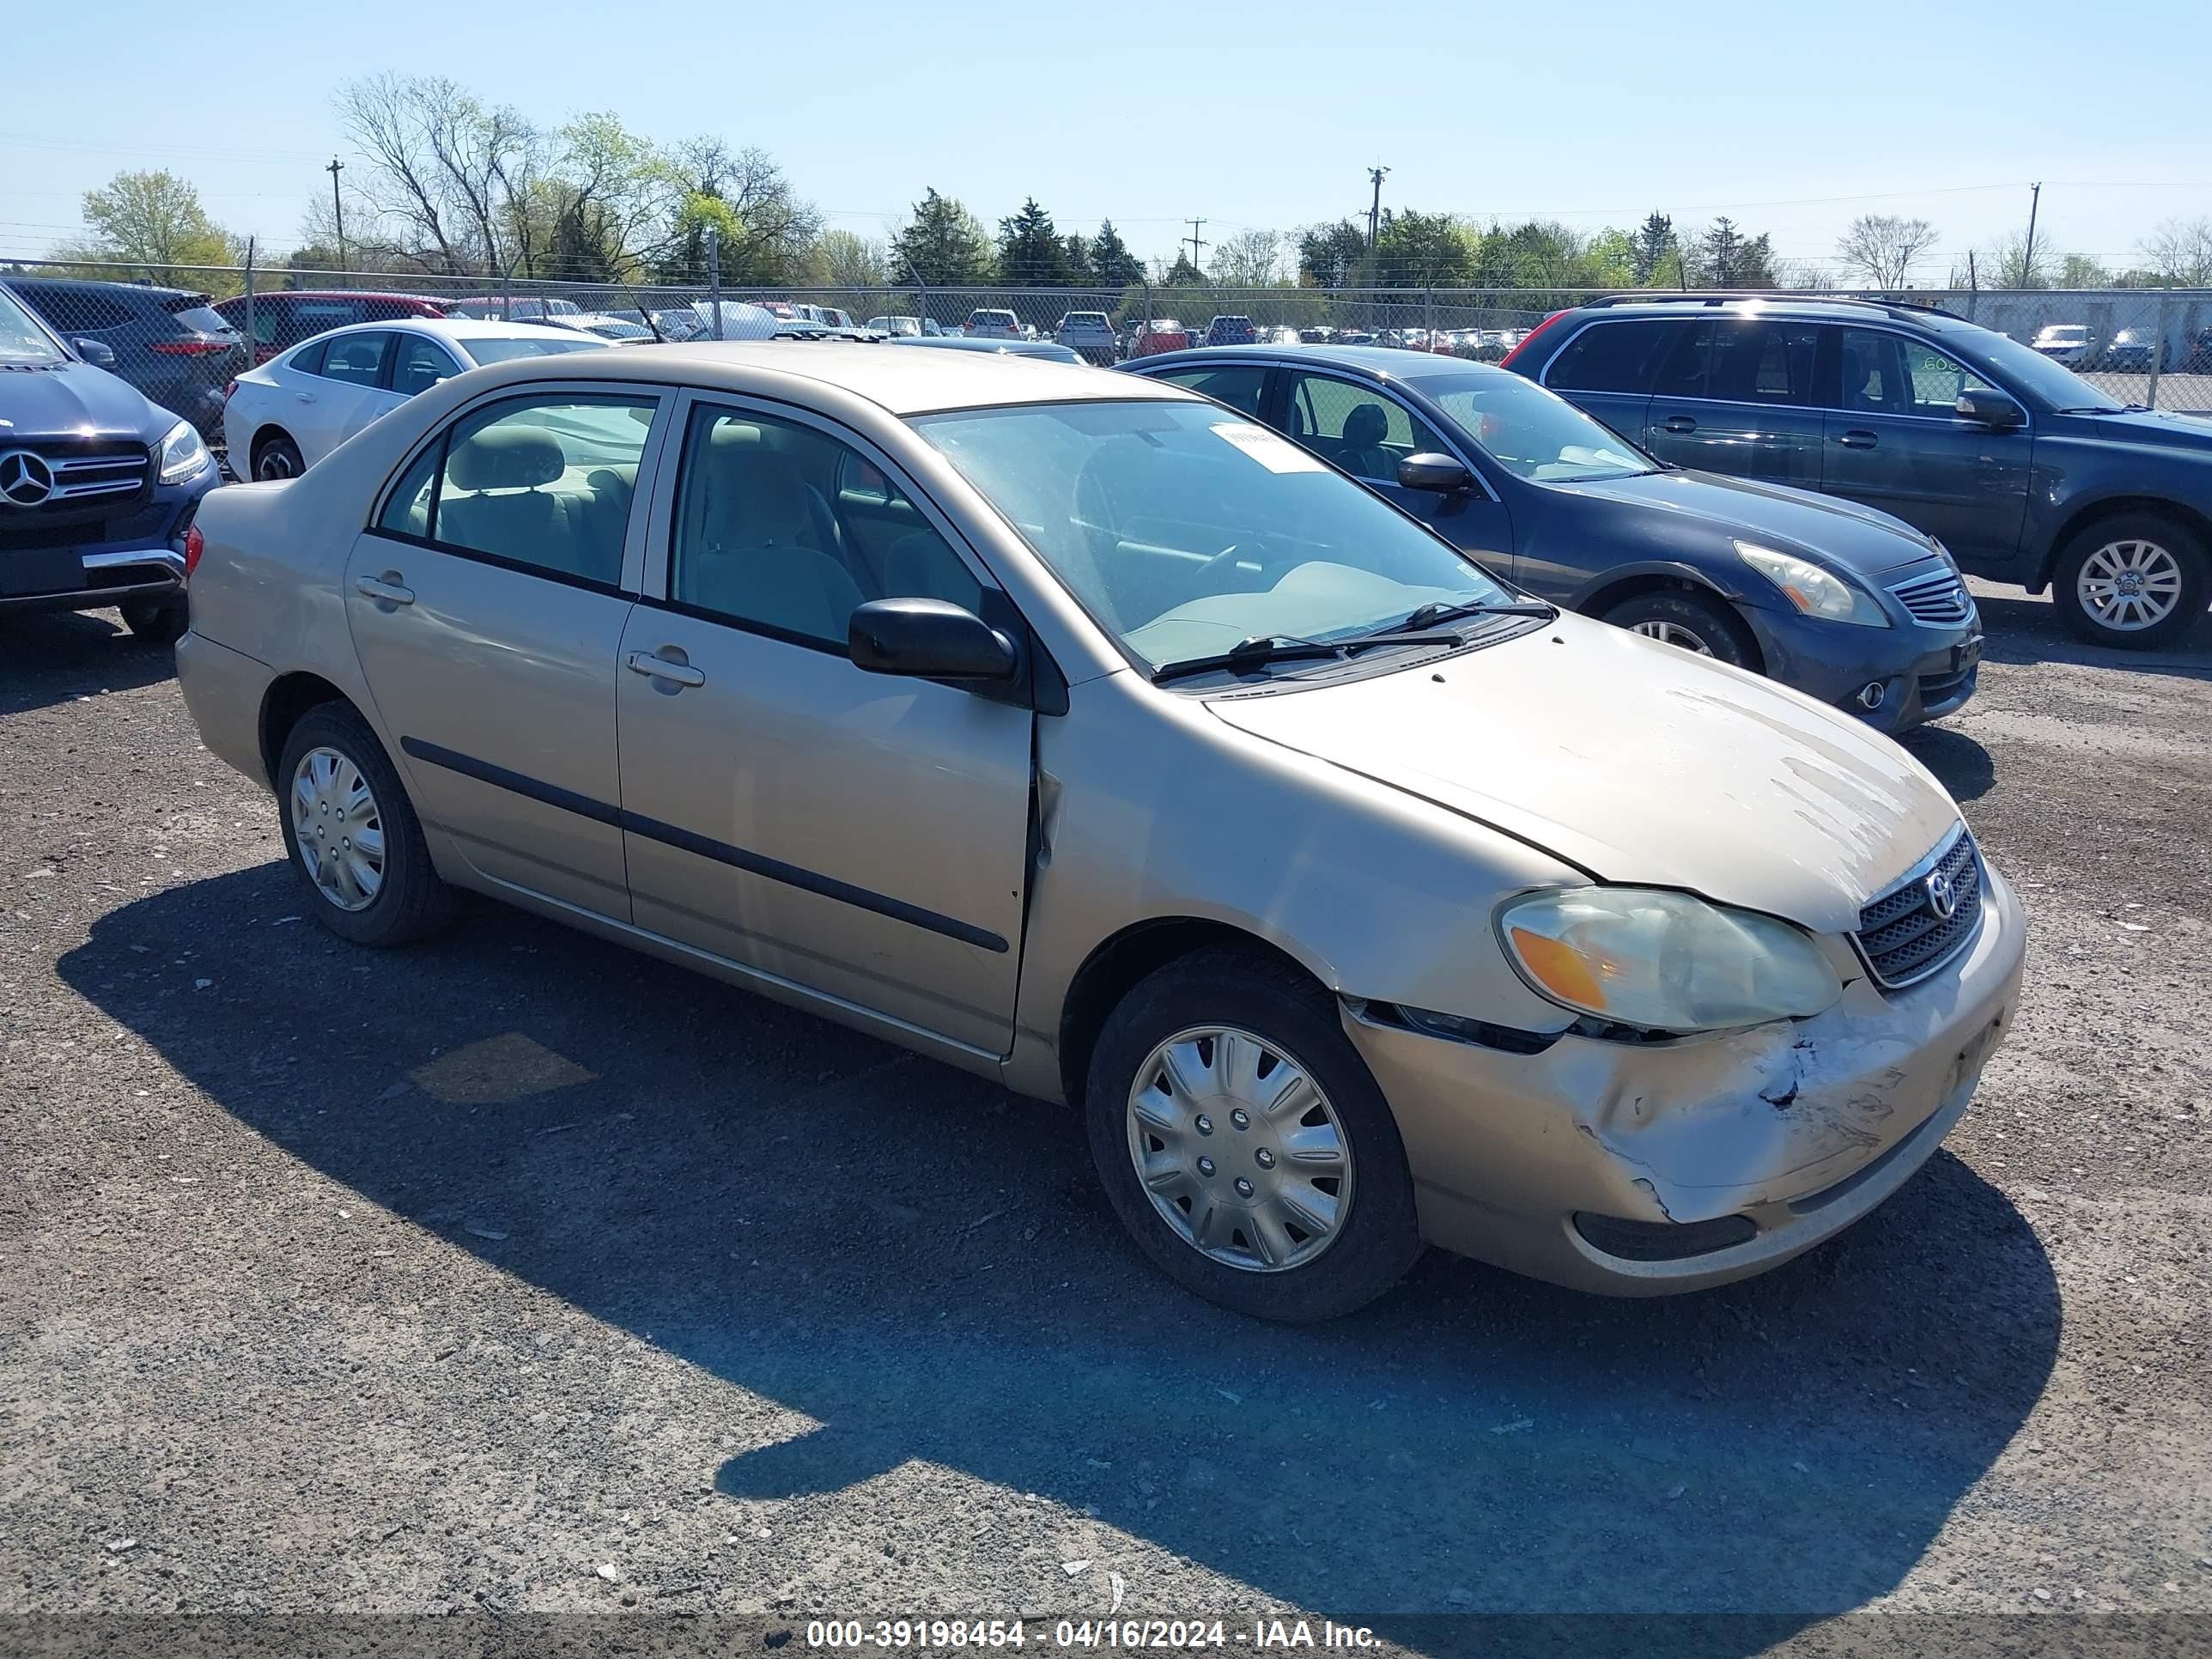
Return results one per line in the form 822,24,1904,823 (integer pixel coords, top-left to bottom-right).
0,545,87,598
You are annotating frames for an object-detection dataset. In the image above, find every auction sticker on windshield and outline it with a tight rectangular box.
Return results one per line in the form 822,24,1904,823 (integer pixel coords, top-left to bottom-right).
1212,422,1324,472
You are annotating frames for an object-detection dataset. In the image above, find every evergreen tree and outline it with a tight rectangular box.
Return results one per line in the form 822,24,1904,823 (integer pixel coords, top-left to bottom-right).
890,188,994,285
996,197,1074,285
1163,252,1206,287
1296,219,1369,285
1632,212,1678,285
1088,220,1144,288
1694,217,1778,289
1061,234,1095,286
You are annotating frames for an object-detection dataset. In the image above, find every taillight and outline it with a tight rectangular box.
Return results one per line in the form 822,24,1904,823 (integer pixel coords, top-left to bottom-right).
1498,308,1570,372
222,380,239,403
184,525,204,580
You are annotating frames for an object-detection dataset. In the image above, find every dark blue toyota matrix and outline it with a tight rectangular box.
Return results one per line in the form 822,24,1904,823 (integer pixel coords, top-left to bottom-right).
0,279,216,644
1126,343,1982,732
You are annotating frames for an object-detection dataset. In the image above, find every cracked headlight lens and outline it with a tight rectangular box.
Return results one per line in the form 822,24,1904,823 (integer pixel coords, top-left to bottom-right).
1497,887,1840,1034
1735,541,1888,628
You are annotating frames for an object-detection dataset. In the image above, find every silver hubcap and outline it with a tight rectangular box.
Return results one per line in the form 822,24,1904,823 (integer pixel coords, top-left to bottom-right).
2078,539,2184,632
289,746,385,912
1125,1025,1352,1273
1632,619,1714,655
256,446,296,481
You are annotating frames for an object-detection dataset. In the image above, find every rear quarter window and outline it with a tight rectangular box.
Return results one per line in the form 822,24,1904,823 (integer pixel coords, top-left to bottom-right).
1546,320,1680,394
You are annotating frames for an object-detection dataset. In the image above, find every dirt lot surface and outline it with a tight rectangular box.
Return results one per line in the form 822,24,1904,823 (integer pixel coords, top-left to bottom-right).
3,582,2209,1652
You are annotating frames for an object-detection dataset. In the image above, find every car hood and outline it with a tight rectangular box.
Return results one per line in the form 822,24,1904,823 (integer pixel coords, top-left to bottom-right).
1549,468,1935,577
2077,407,2212,451
1205,615,1960,934
0,360,164,441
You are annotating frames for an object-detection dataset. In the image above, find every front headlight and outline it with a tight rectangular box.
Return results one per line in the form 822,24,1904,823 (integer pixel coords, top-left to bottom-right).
156,419,210,485
1497,887,1841,1034
1735,541,1888,628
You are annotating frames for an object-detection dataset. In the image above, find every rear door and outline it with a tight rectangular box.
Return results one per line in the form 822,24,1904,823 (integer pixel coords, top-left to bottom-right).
294,331,395,465
344,386,670,919
1644,316,1827,488
614,393,1032,1054
1820,326,2032,566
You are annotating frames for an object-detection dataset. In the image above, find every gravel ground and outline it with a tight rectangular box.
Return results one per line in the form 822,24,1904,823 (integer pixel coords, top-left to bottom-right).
2,584,2209,1650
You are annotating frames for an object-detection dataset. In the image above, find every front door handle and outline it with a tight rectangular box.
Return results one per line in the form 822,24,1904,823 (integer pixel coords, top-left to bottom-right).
354,573,414,605
626,649,706,689
1838,428,1879,450
295,392,316,404
1660,414,1698,434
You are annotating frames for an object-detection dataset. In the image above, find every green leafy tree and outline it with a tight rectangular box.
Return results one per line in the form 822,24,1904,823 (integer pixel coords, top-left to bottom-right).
891,188,994,286
64,170,237,284
1297,219,1368,285
1583,228,1638,289
805,229,888,289
1372,210,1474,287
1089,221,1144,288
995,198,1074,285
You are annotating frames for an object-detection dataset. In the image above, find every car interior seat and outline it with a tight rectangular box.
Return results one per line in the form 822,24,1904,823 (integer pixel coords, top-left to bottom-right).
1339,402,1393,478
437,426,575,570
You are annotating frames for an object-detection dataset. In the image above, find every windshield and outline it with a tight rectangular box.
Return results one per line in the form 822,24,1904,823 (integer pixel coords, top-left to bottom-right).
1966,329,2123,411
1415,371,1655,482
911,400,1516,675
460,337,604,366
0,284,66,367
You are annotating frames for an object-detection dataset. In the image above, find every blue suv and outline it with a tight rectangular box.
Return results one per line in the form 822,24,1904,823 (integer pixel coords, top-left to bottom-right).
0,280,216,642
1504,293,2212,649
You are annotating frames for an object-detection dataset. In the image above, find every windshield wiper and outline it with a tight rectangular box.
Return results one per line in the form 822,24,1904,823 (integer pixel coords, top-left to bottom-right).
1395,597,1556,632
1150,635,1349,684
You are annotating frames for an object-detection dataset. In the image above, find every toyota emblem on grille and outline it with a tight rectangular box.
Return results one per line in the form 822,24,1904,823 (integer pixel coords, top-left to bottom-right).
0,448,55,507
1925,867,1960,920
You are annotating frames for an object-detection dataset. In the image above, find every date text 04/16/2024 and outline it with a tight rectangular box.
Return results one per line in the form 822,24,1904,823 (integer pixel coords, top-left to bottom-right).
805,1621,1381,1650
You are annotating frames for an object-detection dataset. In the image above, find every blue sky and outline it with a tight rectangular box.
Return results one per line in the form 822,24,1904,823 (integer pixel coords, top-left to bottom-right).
9,0,2212,279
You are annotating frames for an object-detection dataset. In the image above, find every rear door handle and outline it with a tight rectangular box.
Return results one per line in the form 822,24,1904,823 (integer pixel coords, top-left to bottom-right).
1838,428,1879,450
354,574,414,605
295,392,316,404
1660,414,1698,434
627,649,706,689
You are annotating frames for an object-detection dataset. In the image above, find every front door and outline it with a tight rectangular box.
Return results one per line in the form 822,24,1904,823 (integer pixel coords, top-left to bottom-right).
297,330,398,465
615,396,1032,1055
1820,326,2032,568
343,386,668,919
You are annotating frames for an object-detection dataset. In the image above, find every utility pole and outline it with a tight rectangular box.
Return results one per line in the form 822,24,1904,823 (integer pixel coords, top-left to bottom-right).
1365,165,1390,249
1182,217,1207,270
326,157,346,280
2021,180,2041,289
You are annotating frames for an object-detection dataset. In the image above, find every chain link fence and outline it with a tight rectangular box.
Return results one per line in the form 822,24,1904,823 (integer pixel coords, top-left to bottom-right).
9,254,2212,455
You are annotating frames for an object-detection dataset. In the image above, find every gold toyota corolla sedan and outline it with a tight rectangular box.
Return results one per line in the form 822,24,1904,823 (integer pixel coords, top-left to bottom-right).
176,343,2026,1321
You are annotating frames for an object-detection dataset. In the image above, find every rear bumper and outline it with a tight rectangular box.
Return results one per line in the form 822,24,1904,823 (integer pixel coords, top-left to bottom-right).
1345,863,2027,1296
175,630,277,788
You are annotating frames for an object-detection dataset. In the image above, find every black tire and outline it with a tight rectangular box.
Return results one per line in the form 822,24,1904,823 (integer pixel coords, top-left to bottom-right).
1600,588,1760,670
1084,946,1423,1322
275,702,453,948
2051,511,2209,650
252,431,305,482
120,597,189,645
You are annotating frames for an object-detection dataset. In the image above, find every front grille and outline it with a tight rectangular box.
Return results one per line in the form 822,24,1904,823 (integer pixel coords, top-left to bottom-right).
1888,567,1974,626
0,439,154,514
1854,827,1984,990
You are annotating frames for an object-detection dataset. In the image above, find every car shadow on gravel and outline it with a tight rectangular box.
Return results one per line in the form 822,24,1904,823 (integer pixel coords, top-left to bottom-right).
59,865,2060,1638
1898,725,1996,802
0,610,177,713
1972,590,2212,681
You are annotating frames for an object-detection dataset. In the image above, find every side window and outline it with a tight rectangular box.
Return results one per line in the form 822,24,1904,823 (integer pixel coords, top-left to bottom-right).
289,339,328,377
1284,374,1446,481
1546,321,1677,394
321,331,392,388
1835,329,1988,417
1706,320,1821,406
672,406,979,644
377,442,442,539
392,335,462,398
1899,337,1995,416
1153,365,1269,418
1650,321,1714,399
415,394,657,586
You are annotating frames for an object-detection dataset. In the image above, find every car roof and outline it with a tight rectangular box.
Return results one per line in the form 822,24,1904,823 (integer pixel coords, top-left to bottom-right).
1134,342,1500,384
462,339,1183,415
238,289,441,307
7,276,195,302
283,317,592,347
1563,295,1973,332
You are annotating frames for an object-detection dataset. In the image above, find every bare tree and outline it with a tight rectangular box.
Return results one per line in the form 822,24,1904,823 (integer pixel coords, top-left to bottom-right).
2139,217,2212,287
665,138,821,283
336,73,541,275
1981,229,2056,290
805,229,887,289
1210,227,1283,288
1834,215,1940,289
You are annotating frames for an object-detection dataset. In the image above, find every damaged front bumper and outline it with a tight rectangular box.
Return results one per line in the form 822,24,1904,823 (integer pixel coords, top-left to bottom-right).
1342,863,2027,1295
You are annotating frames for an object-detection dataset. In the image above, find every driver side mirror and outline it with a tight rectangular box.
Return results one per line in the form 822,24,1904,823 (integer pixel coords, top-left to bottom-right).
71,337,116,369
1956,386,2025,429
1397,452,1474,492
848,597,1018,683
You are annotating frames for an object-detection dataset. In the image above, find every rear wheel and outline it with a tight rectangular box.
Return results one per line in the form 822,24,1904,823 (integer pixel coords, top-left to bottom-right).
2051,512,2208,649
276,702,453,947
120,598,188,645
1601,588,1759,669
252,431,305,482
1084,948,1422,1322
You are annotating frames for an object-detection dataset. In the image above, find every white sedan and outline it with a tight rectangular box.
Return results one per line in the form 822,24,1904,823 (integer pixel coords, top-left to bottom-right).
222,318,605,480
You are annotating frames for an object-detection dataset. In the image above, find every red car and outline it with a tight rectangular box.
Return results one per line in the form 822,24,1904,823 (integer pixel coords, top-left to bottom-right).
1129,319,1192,357
212,290,446,365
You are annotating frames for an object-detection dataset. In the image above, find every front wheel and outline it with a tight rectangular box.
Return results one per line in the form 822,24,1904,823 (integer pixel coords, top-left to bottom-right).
1084,948,1423,1322
1601,588,1759,669
120,598,188,645
2051,513,2208,649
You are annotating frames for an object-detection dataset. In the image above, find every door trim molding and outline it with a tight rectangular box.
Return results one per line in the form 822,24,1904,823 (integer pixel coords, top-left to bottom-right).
399,736,1010,954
